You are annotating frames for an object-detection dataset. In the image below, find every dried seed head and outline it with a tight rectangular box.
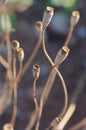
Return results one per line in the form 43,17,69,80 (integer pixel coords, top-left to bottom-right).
33,64,40,79
42,6,54,30
17,48,24,62
62,46,70,54
54,46,70,67
36,21,43,31
11,40,20,50
70,11,80,26
3,123,14,130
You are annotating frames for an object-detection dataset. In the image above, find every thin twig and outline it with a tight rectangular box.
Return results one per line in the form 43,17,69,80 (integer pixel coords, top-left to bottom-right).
25,78,39,130
53,71,86,130
21,30,42,79
10,50,17,126
35,30,68,130
16,61,22,83
0,55,10,69
42,30,68,115
64,26,74,46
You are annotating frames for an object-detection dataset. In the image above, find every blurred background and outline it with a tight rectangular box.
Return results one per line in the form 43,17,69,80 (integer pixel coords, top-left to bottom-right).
0,0,86,130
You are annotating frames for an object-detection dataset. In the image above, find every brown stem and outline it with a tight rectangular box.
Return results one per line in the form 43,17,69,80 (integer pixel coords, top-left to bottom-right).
21,30,42,79
54,71,86,130
35,30,68,130
16,61,22,83
11,83,17,126
0,55,10,69
10,50,17,126
25,78,39,130
64,26,74,46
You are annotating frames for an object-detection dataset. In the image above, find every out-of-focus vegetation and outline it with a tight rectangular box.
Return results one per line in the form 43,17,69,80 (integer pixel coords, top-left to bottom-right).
0,0,34,32
46,0,79,8
45,0,79,15
7,0,34,7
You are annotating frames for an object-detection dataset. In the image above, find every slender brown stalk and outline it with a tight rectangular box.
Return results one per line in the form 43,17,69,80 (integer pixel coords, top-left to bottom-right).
42,30,54,66
0,36,6,49
33,79,39,113
16,61,22,83
4,9,12,67
10,49,17,126
0,55,10,69
64,11,80,47
25,75,39,130
2,6,12,82
11,83,17,126
25,64,40,130
35,30,68,130
21,29,42,79
53,71,86,130
42,30,68,114
64,26,74,46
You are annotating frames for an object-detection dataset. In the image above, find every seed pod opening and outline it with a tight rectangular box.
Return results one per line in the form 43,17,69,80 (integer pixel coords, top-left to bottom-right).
33,64,40,79
42,6,54,30
36,21,43,31
17,48,24,62
3,123,14,130
54,46,70,67
70,11,80,26
11,40,20,50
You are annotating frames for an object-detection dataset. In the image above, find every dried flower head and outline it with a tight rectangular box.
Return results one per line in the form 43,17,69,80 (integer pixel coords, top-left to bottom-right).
3,123,14,130
33,64,40,79
42,6,54,30
70,11,80,26
36,21,43,31
54,46,70,67
11,40,20,50
17,48,24,62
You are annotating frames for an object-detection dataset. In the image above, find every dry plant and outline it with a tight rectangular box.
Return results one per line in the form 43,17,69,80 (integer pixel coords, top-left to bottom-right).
1,1,85,130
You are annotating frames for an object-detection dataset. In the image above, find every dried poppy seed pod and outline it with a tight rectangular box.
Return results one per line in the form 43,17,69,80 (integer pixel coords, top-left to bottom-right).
3,123,14,130
70,11,80,26
17,48,24,62
54,46,70,67
33,64,40,79
42,6,54,30
11,40,20,50
36,21,43,31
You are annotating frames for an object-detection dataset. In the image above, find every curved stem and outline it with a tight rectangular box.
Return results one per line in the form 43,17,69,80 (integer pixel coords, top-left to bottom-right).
3,6,12,81
54,71,86,130
25,78,39,130
64,26,74,46
35,30,68,130
42,30,54,66
0,55,10,69
21,30,42,79
11,84,17,126
42,30,68,116
16,62,22,83
10,50,17,126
